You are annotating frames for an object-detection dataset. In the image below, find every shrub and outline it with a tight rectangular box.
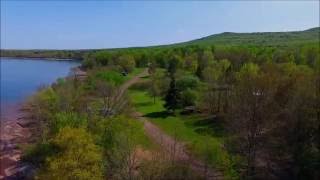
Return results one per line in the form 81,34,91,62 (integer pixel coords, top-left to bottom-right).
117,54,136,73
95,51,112,66
22,142,58,166
176,75,200,90
37,127,103,180
82,58,95,69
181,89,198,107
51,112,87,134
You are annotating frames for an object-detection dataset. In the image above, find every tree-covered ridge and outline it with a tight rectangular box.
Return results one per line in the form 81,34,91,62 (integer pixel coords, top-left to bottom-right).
179,27,320,47
1,27,319,59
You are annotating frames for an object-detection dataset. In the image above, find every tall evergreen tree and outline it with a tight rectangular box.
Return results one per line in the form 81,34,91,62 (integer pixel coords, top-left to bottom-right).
164,76,180,113
164,54,181,112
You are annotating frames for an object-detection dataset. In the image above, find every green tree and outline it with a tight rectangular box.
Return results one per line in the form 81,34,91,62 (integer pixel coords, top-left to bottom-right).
196,48,213,79
167,55,180,75
82,58,95,69
184,53,198,73
181,89,197,107
149,69,162,104
229,62,277,178
95,51,112,66
201,59,231,113
118,54,136,73
176,75,199,90
136,53,149,67
164,76,180,113
266,64,319,179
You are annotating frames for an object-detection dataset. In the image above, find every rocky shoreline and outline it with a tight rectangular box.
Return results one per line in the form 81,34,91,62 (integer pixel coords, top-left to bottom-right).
0,104,37,179
0,63,86,179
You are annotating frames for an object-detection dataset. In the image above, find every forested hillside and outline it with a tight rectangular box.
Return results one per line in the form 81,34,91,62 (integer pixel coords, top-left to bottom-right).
179,27,320,47
4,26,319,179
1,27,319,59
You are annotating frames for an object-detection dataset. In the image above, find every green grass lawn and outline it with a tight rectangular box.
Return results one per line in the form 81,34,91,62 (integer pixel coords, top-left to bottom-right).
125,68,145,80
129,90,239,179
94,68,145,86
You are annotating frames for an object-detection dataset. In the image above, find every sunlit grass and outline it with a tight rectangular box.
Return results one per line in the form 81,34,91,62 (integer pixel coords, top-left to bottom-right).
129,90,239,179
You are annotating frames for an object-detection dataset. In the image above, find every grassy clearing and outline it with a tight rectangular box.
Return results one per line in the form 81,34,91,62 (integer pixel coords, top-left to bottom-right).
129,90,239,179
125,68,145,80
94,68,144,86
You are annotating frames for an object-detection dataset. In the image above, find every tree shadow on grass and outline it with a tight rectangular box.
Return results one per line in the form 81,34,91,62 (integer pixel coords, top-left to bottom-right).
135,102,153,107
192,116,226,137
144,111,171,118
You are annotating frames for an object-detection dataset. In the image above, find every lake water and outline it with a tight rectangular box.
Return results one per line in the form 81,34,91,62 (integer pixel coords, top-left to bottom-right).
0,57,80,120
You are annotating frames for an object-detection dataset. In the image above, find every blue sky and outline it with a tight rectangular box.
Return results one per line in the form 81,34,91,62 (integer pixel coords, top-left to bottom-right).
1,1,319,49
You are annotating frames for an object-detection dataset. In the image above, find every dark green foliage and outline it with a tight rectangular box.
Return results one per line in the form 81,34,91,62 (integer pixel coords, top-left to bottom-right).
180,89,197,107
164,76,180,112
22,142,58,167
176,75,199,90
82,58,95,69
168,55,180,75
95,51,113,66
136,53,150,67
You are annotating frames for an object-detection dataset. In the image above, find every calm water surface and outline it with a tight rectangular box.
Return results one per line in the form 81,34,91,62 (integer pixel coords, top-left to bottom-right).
1,57,80,120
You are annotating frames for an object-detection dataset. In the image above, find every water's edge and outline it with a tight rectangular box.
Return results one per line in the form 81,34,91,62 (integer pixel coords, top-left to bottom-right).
0,59,81,178
1,58,80,123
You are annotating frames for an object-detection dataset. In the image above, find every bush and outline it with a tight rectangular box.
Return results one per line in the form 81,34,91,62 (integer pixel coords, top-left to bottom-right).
95,51,112,66
51,112,87,134
181,89,198,107
94,116,151,178
22,142,58,166
117,54,136,73
176,75,200,90
82,58,95,69
37,127,103,180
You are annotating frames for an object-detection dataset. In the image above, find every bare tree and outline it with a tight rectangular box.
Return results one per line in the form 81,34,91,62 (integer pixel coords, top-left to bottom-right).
228,64,277,178
96,80,129,117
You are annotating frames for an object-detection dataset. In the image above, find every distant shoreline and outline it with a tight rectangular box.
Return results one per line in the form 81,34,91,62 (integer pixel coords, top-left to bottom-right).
0,56,81,61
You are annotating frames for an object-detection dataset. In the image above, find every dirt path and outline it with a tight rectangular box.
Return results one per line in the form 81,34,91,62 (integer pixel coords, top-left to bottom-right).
127,70,224,180
119,69,149,95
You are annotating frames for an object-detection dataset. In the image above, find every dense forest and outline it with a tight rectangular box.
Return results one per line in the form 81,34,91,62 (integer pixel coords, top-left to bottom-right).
7,27,320,179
